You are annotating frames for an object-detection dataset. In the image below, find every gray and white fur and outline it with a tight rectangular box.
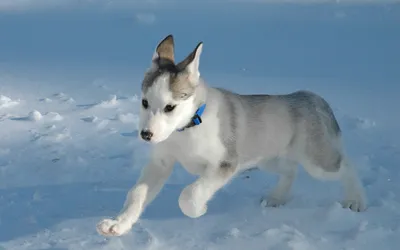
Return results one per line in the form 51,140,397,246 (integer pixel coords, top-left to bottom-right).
97,35,367,236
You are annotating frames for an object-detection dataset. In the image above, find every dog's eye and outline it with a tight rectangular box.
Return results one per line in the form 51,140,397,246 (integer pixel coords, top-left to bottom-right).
142,99,149,109
164,104,176,113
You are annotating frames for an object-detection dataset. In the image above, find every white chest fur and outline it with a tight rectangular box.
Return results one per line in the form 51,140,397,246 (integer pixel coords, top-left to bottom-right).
166,126,226,176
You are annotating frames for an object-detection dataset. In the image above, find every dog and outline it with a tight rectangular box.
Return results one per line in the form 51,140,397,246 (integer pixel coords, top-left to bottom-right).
97,35,367,236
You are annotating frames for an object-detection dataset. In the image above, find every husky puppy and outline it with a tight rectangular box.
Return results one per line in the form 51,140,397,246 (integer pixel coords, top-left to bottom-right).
97,35,367,236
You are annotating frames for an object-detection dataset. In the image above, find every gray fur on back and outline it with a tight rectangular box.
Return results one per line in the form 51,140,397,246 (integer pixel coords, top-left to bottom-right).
283,90,342,172
284,90,341,136
214,88,342,172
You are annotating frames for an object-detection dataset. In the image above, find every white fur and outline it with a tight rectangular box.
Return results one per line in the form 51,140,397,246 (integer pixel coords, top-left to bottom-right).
138,76,200,143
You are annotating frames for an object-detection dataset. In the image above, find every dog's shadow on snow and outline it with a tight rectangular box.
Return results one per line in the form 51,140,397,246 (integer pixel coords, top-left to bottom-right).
0,176,254,242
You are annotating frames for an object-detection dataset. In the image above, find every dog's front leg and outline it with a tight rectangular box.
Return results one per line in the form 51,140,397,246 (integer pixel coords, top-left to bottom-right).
178,161,237,218
97,151,175,237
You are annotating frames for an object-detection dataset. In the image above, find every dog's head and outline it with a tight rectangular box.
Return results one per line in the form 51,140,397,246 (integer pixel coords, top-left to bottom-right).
138,35,204,144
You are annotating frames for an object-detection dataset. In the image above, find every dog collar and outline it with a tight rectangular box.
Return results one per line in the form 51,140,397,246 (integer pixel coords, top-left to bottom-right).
177,103,206,132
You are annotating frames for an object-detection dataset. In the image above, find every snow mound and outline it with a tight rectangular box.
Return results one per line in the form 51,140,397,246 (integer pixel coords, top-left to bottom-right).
28,110,43,121
0,95,19,109
45,112,63,121
98,95,118,108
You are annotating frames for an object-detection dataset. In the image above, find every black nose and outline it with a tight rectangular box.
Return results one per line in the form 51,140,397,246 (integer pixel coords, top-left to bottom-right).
140,130,153,141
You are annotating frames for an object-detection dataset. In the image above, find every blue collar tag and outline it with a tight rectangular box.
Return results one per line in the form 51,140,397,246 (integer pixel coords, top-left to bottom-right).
177,103,206,132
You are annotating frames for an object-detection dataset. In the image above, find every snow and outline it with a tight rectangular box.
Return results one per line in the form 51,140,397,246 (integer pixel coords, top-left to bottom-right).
0,1,400,250
0,95,19,109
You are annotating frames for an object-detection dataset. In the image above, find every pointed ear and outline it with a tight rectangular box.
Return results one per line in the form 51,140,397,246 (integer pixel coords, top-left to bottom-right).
152,34,175,64
177,42,203,83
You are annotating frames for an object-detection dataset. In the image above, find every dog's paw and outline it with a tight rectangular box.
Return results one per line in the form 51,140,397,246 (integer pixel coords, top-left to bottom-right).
179,185,208,218
260,196,286,208
341,199,367,212
179,198,208,218
96,218,132,237
179,199,208,218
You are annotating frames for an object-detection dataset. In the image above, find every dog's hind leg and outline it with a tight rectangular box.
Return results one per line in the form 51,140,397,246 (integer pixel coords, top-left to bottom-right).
259,158,298,207
299,151,367,212
337,157,367,211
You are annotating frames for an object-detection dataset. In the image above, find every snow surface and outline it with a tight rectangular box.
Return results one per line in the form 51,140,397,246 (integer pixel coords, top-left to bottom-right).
1,2,400,250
